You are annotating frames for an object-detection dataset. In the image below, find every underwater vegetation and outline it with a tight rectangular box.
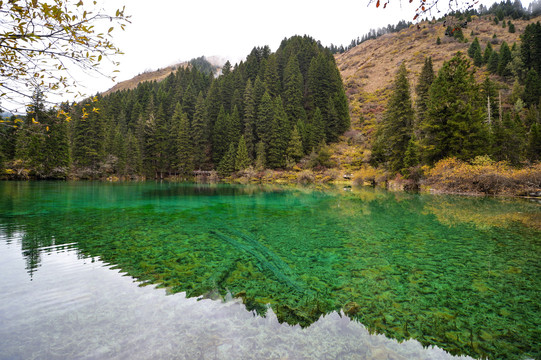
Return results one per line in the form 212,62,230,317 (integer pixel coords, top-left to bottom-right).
0,181,539,359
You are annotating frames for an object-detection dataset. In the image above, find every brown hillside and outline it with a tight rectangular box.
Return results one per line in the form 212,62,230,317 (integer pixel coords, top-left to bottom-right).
102,62,188,96
329,15,540,170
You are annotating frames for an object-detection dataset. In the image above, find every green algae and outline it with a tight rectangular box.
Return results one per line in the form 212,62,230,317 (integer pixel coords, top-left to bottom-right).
0,181,540,360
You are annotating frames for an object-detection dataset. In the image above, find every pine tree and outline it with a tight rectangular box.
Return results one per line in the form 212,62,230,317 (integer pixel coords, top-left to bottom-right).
243,79,256,158
492,111,525,165
212,105,229,163
421,53,488,164
267,96,289,168
283,54,306,128
488,51,500,74
498,41,512,76
264,54,280,97
468,37,481,59
306,107,325,152
524,69,541,106
218,142,236,177
255,141,266,170
527,121,541,162
192,92,208,169
286,125,304,162
483,42,493,64
416,57,435,131
256,91,274,146
375,63,415,173
235,135,251,171
177,110,193,175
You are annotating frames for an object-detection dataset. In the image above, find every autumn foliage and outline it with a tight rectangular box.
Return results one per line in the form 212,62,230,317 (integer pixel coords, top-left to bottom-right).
424,157,541,195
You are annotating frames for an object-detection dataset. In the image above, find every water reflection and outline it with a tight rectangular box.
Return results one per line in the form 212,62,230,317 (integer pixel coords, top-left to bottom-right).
0,240,472,360
0,181,539,360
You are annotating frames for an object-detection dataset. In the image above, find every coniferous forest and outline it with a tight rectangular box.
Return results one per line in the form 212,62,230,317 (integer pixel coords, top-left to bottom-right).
0,10,540,195
0,36,349,180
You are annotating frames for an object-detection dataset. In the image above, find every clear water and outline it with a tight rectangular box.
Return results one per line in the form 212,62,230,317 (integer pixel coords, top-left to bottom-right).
0,181,539,360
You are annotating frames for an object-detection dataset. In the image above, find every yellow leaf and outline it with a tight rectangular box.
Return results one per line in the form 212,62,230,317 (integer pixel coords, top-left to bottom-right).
46,126,49,131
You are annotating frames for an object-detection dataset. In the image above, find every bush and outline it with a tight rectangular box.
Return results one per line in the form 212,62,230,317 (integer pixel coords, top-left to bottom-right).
352,165,389,186
425,157,541,195
297,170,315,184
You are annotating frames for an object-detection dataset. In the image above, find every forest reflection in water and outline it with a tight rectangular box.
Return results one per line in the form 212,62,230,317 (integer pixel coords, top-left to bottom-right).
0,181,539,360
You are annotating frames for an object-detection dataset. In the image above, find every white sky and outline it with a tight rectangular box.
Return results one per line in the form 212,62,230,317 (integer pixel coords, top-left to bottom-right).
13,0,537,107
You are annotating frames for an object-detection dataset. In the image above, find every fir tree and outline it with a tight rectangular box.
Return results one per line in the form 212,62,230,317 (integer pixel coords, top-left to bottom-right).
217,142,236,177
267,96,289,168
468,37,481,59
254,141,266,170
212,105,229,163
421,53,488,164
256,91,274,146
235,135,251,171
242,80,256,158
283,54,306,128
483,42,493,64
177,108,193,175
286,125,304,162
524,69,541,106
527,121,541,162
264,54,280,98
498,41,512,76
416,57,435,131
374,63,415,173
192,92,208,169
488,51,500,74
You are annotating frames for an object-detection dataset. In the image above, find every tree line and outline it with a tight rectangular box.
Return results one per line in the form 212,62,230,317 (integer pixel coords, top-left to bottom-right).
0,36,350,179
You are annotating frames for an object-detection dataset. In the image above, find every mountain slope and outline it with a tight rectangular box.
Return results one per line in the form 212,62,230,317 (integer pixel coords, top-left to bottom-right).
330,14,539,168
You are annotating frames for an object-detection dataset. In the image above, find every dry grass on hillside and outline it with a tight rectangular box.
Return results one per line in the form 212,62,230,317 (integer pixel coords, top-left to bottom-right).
102,62,188,95
331,15,540,168
335,15,540,95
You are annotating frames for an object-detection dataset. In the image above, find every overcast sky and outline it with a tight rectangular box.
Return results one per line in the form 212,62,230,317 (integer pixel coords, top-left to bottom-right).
71,0,535,97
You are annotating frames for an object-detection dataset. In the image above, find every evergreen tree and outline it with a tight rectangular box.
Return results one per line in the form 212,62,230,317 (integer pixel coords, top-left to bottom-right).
416,57,435,131
254,141,266,170
523,69,541,106
421,53,488,164
177,110,193,175
286,125,304,162
488,51,500,73
243,80,256,158
283,54,306,128
217,142,236,177
212,105,230,164
483,42,493,64
264,54,280,97
267,96,289,168
527,121,541,161
191,92,208,169
492,111,525,165
306,107,326,152
374,63,415,173
235,135,251,171
498,41,512,76
468,37,481,59
256,91,274,146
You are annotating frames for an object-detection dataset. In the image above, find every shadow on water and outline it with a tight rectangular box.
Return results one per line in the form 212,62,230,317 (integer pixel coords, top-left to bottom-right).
0,181,539,359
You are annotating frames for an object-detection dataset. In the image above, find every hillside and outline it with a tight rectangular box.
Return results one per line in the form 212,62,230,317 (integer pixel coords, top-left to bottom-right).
102,56,225,95
329,14,540,170
102,63,188,96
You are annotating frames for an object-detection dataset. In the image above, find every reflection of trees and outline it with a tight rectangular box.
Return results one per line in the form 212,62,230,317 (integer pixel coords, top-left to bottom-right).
0,183,539,360
424,195,541,230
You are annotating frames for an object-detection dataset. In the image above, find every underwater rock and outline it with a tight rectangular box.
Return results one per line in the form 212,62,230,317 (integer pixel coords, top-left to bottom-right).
343,301,361,316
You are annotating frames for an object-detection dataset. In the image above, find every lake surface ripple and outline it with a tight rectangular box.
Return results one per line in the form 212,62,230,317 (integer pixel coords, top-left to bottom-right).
0,182,539,359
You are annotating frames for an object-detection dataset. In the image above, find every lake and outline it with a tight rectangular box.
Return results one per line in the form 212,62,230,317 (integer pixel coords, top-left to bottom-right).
0,181,539,360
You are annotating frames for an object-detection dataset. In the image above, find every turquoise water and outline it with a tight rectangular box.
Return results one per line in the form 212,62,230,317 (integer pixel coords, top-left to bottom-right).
0,181,539,359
